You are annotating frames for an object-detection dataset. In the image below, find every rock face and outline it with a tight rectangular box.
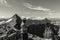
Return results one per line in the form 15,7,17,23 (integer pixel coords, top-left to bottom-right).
0,14,60,40
27,24,45,38
22,18,60,40
6,14,22,40
14,14,22,30
11,14,22,30
0,14,22,40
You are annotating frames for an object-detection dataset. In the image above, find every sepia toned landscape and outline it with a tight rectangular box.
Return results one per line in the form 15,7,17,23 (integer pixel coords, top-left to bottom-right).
0,0,60,40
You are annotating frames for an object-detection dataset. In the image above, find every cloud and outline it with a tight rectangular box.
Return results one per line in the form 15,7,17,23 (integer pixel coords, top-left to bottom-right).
0,0,11,7
24,3,54,12
23,3,57,18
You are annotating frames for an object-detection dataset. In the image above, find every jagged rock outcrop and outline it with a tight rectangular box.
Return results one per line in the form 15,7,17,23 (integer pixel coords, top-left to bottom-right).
13,14,22,30
0,14,22,40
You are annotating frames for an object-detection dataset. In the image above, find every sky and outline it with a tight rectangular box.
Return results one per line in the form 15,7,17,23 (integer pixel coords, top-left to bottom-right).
0,0,60,18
